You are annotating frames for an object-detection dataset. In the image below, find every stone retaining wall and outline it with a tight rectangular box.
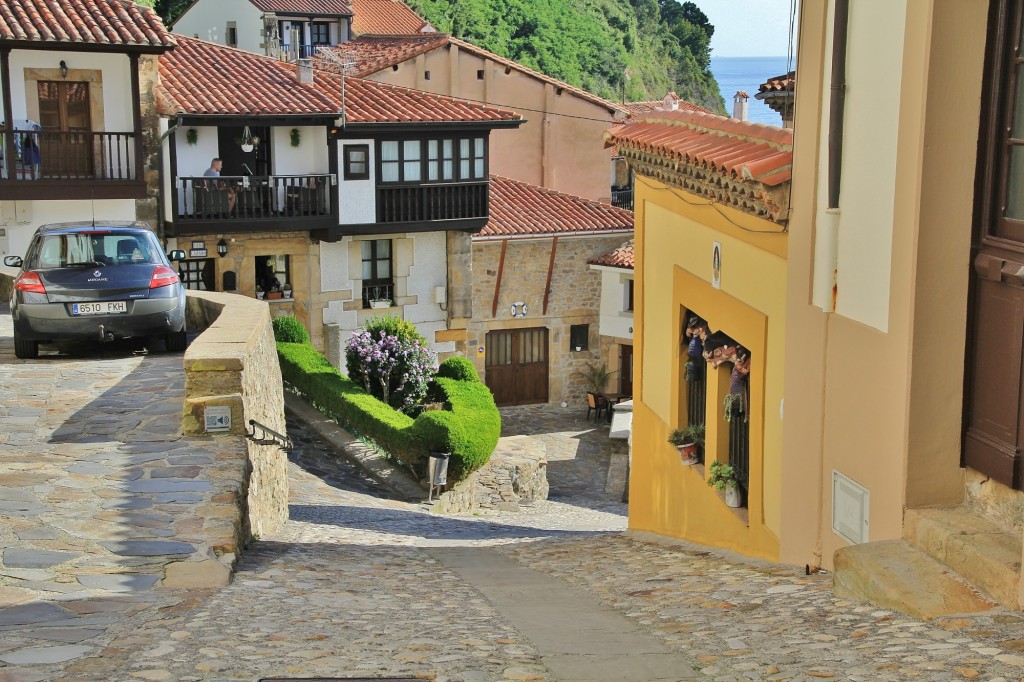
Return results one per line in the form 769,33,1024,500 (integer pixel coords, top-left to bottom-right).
431,435,549,513
183,291,289,542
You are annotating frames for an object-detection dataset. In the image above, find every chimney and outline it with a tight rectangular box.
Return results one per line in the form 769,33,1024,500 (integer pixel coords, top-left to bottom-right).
662,91,680,111
733,91,749,121
297,58,314,84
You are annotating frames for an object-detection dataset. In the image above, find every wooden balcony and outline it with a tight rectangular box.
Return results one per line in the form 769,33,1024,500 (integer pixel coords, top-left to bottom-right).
0,129,145,200
171,173,337,235
377,180,488,224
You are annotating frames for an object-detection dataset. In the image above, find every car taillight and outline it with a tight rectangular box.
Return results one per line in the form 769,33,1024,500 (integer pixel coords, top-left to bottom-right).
15,271,46,294
149,265,180,289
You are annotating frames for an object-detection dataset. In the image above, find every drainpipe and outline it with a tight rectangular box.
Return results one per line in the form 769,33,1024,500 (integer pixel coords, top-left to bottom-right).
817,0,849,313
155,117,182,246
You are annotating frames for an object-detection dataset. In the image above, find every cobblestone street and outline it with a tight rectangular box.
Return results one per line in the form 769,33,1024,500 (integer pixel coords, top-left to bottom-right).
2,311,1024,680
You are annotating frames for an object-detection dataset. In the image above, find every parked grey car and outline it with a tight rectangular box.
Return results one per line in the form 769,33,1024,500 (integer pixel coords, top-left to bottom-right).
3,222,187,359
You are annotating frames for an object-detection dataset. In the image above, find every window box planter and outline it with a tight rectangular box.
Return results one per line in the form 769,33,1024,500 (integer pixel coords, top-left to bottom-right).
370,299,391,309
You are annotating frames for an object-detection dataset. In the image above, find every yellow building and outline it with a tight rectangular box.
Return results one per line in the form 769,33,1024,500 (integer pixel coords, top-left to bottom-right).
605,110,792,560
620,0,1024,616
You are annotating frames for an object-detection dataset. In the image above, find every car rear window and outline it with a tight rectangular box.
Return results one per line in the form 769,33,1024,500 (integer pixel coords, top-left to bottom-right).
33,233,161,268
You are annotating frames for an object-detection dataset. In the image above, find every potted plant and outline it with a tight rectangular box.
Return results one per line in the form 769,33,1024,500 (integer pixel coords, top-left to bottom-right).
581,362,615,396
266,278,283,300
707,460,742,508
370,297,391,309
667,423,704,465
255,284,265,300
723,393,744,422
281,282,292,299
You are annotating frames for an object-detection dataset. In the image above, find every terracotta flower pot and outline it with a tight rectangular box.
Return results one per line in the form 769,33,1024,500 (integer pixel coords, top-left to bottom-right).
677,442,699,465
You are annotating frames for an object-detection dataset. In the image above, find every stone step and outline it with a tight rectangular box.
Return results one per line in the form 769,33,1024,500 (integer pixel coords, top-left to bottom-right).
833,539,998,620
904,505,1022,610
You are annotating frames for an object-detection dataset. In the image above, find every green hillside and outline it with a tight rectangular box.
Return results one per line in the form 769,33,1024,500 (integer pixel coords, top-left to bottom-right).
147,0,724,112
407,0,725,111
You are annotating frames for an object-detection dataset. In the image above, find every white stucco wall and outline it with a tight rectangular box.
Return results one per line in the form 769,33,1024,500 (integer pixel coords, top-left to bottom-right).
172,126,221,217
172,0,264,53
321,231,453,359
814,0,906,331
337,138,376,225
8,51,133,130
594,265,634,340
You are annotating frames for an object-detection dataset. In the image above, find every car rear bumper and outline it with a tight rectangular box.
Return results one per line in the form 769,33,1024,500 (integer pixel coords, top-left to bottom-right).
12,296,185,341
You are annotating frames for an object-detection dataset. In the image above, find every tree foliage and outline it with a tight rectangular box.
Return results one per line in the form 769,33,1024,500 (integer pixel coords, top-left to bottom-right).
408,0,724,111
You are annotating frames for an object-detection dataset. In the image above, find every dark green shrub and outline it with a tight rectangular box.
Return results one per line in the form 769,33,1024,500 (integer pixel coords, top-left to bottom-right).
436,356,480,382
278,340,500,483
272,316,311,344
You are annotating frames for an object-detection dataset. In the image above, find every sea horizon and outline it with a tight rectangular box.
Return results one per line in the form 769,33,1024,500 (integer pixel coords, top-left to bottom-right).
710,55,793,127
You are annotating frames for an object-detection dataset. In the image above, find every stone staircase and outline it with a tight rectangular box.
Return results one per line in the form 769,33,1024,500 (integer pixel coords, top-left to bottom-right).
833,471,1024,619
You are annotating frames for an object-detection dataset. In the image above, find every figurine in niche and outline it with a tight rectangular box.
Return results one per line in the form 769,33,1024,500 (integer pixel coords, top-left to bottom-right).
702,331,737,367
684,316,708,382
725,345,750,423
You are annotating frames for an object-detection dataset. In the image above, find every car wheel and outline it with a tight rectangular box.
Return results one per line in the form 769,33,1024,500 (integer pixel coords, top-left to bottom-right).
165,329,187,353
14,335,39,359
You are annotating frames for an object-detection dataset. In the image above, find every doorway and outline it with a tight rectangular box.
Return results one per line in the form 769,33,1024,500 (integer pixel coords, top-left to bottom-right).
485,327,549,406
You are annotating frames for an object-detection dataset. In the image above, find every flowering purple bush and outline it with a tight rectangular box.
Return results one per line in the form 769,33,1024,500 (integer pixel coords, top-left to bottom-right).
345,327,436,413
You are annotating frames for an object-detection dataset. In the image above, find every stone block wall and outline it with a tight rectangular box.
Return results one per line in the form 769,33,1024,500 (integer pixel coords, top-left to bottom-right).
182,291,289,542
469,234,630,405
431,435,549,513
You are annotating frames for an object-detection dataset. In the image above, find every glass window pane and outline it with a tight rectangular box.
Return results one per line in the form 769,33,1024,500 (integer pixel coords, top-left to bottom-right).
377,239,390,257
443,139,453,158
361,240,372,258
428,161,438,181
1008,145,1024,221
475,138,484,155
460,159,470,178
381,141,398,161
404,160,421,181
460,139,469,156
474,159,484,178
404,140,420,160
443,160,454,179
381,161,399,182
428,140,438,160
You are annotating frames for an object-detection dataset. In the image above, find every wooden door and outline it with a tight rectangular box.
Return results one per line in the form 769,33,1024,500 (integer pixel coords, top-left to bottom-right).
964,0,1024,490
37,81,92,178
620,344,634,397
485,328,549,406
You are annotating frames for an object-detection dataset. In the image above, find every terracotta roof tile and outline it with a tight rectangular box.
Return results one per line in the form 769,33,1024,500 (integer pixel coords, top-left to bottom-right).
605,109,793,222
0,0,174,49
250,0,352,14
588,239,634,269
350,0,431,35
757,71,795,95
479,175,633,238
622,98,711,117
322,36,627,114
160,35,522,125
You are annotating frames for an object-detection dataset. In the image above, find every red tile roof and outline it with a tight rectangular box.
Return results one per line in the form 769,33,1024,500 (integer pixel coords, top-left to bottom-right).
250,0,353,14
622,97,711,117
588,239,634,269
160,35,522,125
605,109,793,222
479,175,634,238
0,0,174,50
350,0,431,35
322,36,627,115
758,71,795,95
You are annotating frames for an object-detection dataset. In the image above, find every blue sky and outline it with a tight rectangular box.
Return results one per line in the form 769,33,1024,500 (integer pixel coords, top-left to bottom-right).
690,0,797,58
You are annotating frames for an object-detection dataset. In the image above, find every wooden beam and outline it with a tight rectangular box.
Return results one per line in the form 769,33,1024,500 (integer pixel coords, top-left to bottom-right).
543,236,558,315
491,238,508,318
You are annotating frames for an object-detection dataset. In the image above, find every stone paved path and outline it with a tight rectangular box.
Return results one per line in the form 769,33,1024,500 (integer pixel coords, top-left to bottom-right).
3,308,1024,681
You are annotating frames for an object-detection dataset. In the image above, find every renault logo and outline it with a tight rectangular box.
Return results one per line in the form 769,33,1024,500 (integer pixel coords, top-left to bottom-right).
94,270,102,277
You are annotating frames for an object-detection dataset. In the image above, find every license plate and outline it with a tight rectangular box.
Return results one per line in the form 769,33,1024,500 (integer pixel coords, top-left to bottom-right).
72,301,127,316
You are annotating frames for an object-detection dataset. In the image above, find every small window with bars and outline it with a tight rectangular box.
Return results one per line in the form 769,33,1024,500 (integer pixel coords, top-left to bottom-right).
361,239,393,307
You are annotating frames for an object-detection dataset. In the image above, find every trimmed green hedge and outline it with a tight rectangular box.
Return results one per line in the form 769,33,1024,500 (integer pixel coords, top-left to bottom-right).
272,316,311,344
278,341,499,482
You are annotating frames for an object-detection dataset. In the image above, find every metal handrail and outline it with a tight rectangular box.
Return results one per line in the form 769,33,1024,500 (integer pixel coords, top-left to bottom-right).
248,419,293,450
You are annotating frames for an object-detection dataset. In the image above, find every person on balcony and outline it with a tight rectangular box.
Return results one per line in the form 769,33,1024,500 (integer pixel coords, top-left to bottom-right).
203,157,236,213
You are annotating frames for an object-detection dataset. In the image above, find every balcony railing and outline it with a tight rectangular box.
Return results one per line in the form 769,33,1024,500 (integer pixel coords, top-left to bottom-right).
1,129,138,181
611,186,634,211
177,174,334,222
377,181,488,224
